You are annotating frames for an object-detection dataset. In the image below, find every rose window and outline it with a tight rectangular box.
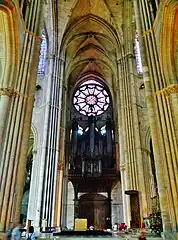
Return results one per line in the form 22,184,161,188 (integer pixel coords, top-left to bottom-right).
73,80,110,116
86,95,97,105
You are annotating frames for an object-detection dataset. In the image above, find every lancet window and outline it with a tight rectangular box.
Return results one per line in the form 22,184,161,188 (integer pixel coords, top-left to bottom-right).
37,32,47,75
134,33,143,74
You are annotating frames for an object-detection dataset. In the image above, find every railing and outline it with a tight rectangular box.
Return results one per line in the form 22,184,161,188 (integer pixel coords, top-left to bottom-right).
68,165,118,179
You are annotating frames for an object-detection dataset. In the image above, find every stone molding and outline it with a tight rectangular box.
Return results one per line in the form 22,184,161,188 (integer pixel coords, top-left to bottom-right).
120,163,126,171
146,84,178,99
0,88,27,98
166,84,178,94
0,88,15,97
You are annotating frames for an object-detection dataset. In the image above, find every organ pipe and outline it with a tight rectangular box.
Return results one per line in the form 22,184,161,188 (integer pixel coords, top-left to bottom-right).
106,117,112,156
71,118,78,156
89,116,95,156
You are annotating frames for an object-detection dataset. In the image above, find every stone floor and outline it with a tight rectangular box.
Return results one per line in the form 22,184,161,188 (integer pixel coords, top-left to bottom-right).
38,233,162,240
41,237,162,240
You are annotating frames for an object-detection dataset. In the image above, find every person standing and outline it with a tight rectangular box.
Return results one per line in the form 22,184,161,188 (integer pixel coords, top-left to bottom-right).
26,226,38,240
137,231,147,240
11,224,21,240
6,223,14,240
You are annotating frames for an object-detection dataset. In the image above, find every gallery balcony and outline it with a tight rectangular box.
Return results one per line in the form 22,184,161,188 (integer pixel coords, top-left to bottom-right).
68,167,119,179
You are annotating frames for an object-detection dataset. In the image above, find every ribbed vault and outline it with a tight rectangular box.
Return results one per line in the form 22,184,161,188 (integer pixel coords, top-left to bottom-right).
59,0,124,93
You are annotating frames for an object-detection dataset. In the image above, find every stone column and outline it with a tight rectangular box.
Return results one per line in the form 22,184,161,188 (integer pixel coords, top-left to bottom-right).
0,90,13,149
0,89,14,183
167,84,178,147
55,160,64,231
0,0,44,235
120,164,131,227
133,1,176,237
54,80,67,230
120,0,149,223
13,36,41,225
117,58,131,227
61,170,69,229
54,128,66,230
74,199,79,219
0,3,18,234
0,29,41,231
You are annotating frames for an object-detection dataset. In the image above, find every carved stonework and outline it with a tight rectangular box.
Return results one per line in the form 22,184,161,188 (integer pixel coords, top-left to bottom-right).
0,88,27,98
57,162,64,171
0,88,15,97
163,89,170,97
120,164,126,171
167,84,178,94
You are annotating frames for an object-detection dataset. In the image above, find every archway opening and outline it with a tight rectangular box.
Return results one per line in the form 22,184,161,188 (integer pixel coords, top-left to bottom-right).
78,193,109,229
20,131,34,226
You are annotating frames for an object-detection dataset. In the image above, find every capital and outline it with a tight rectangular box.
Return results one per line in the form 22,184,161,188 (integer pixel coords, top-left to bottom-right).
167,84,178,94
120,163,126,171
0,88,15,97
57,162,64,170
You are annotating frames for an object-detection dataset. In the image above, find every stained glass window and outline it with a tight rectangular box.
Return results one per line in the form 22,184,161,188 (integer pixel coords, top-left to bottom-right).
135,33,143,74
37,32,47,75
78,126,84,135
101,125,106,135
73,80,110,116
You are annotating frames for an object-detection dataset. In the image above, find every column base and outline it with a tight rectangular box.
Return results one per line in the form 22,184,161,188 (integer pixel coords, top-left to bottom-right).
0,232,6,240
34,227,41,234
161,231,178,240
55,226,61,232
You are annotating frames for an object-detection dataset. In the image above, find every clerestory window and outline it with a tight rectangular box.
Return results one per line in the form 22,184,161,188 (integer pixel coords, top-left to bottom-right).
134,33,143,74
37,32,47,75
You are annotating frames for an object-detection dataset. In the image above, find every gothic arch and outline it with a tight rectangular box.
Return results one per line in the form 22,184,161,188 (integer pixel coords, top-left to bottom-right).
66,57,117,85
0,4,19,87
160,1,178,84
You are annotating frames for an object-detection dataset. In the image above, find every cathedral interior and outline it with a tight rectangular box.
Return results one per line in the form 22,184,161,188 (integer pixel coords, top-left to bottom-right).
0,0,178,239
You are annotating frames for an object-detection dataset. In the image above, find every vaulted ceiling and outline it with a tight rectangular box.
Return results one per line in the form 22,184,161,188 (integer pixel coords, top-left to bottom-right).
58,0,126,94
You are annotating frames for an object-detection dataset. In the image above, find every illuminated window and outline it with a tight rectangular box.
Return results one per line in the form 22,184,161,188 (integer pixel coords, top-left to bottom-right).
101,125,106,135
78,126,84,135
73,80,110,116
135,34,143,74
37,32,47,75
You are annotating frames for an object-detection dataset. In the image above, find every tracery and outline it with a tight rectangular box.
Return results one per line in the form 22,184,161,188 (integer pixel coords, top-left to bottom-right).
73,80,110,116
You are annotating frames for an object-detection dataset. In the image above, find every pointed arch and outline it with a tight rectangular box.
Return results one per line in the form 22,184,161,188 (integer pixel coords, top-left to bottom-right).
0,4,19,86
160,1,178,84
